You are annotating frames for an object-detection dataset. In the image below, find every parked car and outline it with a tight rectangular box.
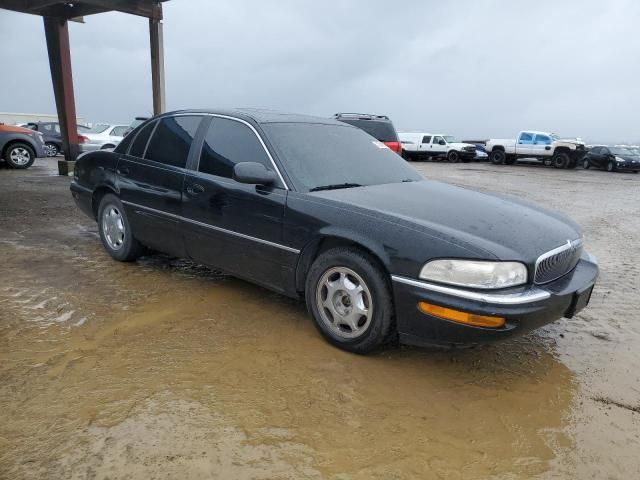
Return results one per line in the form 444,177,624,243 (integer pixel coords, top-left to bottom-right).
583,146,640,173
485,131,587,168
398,132,477,162
79,124,129,152
462,140,489,161
333,113,402,154
22,121,91,157
123,116,149,136
70,109,598,353
0,123,45,169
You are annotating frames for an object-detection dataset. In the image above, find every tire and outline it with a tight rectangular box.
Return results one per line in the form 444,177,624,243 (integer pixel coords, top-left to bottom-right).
582,158,590,169
606,160,615,172
305,247,395,354
3,143,36,169
552,152,569,169
44,142,59,157
97,194,145,262
490,150,505,165
447,151,460,163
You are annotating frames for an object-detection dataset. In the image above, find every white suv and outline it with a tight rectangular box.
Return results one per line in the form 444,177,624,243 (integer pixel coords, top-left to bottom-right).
399,132,477,162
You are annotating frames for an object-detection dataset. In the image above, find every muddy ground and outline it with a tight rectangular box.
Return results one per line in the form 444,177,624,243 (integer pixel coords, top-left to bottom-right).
0,158,638,479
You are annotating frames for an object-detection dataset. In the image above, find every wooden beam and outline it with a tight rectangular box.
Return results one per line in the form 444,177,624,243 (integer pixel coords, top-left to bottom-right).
43,16,79,167
0,0,163,19
149,17,166,114
79,0,162,20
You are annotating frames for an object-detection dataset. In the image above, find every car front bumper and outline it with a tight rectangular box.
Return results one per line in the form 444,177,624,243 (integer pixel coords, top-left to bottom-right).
391,254,598,348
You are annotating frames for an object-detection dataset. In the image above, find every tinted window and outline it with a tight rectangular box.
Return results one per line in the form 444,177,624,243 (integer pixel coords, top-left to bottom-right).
590,147,602,154
199,117,273,180
145,116,201,168
264,123,421,192
534,134,551,145
422,135,432,144
128,121,156,157
519,132,534,143
336,119,398,142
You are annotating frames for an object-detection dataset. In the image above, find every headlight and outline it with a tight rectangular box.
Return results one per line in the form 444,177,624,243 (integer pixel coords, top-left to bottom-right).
419,259,528,289
615,156,625,163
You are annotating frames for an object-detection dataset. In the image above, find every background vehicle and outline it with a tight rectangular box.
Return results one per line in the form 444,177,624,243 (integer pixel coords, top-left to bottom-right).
333,113,401,154
485,131,586,168
0,123,45,168
583,146,640,173
123,116,149,136
398,132,477,162
22,121,90,157
79,124,128,152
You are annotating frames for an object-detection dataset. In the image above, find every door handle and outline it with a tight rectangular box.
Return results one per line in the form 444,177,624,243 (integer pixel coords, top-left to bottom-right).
187,183,205,195
117,166,129,176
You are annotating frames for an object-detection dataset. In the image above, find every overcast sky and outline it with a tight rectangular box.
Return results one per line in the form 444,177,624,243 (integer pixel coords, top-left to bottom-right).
1,0,639,142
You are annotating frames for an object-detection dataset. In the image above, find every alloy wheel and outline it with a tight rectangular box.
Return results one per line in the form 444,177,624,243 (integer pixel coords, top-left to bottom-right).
102,206,125,250
9,147,31,166
316,267,373,339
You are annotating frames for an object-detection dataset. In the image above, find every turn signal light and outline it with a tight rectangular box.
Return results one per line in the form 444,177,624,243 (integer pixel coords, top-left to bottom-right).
417,301,505,328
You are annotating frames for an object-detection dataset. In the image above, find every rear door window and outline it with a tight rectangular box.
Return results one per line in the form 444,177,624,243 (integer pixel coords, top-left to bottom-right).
518,132,534,144
128,121,157,157
144,116,202,168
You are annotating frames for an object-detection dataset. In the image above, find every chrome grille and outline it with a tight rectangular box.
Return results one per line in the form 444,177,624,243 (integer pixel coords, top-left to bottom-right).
534,239,583,284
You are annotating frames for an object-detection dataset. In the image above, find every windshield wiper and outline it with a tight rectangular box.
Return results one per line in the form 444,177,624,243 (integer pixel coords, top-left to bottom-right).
309,183,362,192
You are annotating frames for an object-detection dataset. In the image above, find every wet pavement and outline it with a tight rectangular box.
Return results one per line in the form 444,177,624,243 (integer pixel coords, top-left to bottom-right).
1,159,638,479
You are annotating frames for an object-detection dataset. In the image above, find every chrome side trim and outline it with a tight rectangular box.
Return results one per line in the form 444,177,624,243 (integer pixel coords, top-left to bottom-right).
390,275,551,305
121,200,300,254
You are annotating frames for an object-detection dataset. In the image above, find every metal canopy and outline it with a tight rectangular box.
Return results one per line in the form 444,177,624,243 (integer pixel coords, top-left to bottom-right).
0,0,166,20
0,0,169,173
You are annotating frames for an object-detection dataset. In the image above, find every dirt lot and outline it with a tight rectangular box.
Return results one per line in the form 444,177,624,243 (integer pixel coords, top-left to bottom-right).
1,158,638,479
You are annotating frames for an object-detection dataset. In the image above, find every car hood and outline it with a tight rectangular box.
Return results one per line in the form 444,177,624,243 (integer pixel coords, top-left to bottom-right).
451,142,476,149
309,180,582,262
616,155,640,162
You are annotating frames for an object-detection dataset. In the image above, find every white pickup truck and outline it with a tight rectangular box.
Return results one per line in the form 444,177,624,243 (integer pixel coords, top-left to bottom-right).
398,132,477,162
485,131,587,169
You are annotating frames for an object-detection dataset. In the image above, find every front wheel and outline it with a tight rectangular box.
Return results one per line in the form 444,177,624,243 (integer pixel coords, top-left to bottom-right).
582,158,590,169
447,151,460,163
4,143,36,169
44,142,59,157
305,247,395,353
98,194,145,262
553,153,569,169
606,160,615,172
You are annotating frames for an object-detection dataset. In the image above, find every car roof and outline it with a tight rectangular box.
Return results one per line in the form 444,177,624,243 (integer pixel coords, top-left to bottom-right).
161,108,346,127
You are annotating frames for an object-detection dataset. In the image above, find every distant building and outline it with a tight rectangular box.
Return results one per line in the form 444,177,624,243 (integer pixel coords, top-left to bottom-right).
0,112,87,126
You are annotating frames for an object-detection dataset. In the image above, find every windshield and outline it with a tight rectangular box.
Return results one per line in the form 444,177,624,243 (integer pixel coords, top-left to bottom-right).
443,136,459,143
264,123,422,192
610,147,635,156
85,124,110,134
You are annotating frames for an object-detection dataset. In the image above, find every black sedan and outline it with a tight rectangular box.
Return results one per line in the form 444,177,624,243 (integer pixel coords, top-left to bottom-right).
70,109,598,353
583,146,640,173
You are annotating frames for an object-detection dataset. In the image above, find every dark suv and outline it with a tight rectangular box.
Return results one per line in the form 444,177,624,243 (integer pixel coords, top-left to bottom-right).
333,113,402,154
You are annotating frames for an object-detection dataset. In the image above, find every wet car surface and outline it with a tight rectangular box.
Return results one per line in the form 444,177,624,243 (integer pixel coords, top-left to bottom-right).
1,159,638,478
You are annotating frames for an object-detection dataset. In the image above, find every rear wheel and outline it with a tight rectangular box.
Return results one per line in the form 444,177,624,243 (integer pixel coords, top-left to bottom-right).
305,247,395,353
4,143,36,169
98,194,145,262
552,153,569,169
447,150,460,163
490,150,505,164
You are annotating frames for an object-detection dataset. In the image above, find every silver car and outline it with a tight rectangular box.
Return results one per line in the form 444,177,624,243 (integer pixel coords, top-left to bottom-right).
79,124,129,152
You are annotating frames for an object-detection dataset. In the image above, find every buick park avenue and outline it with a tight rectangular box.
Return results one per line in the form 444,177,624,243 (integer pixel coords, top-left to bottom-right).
70,110,598,353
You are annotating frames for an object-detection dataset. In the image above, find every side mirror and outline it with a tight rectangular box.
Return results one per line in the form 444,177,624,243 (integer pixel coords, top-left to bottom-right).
233,162,277,186
439,140,446,145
